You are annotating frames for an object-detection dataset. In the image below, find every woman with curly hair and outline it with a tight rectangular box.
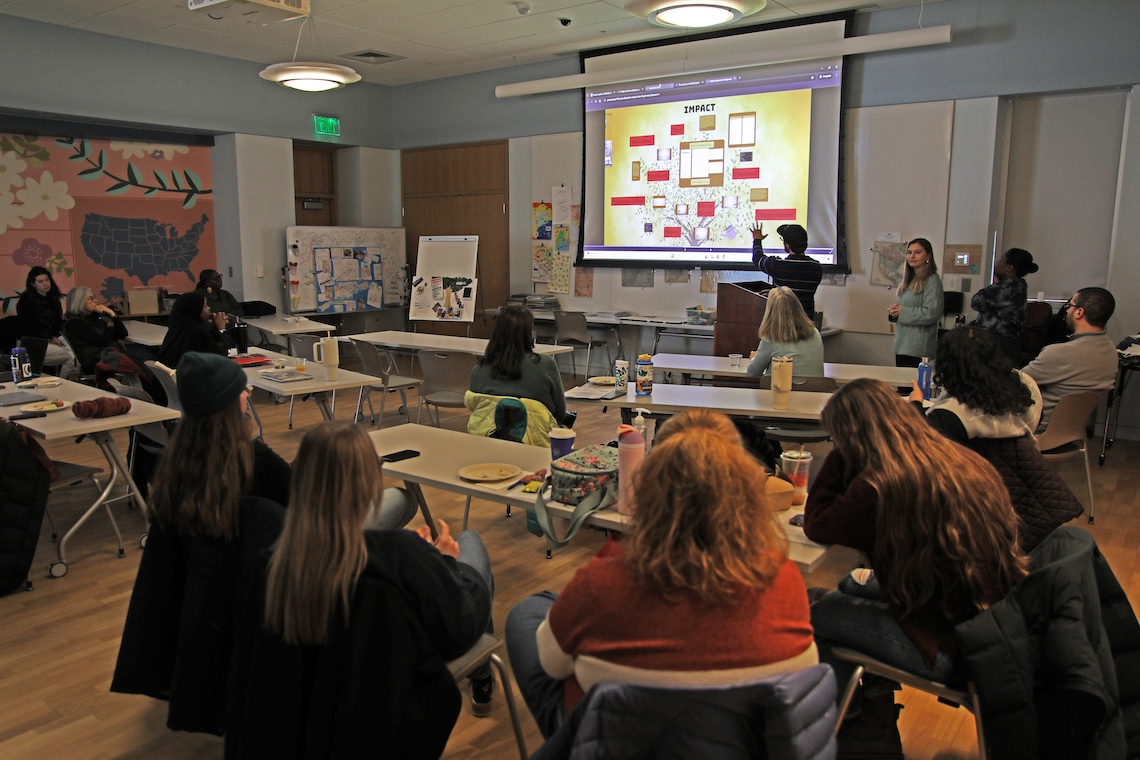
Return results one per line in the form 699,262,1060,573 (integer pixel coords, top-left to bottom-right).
971,247,1038,366
887,237,944,368
913,326,1041,444
506,409,817,738
804,379,1028,691
746,285,824,376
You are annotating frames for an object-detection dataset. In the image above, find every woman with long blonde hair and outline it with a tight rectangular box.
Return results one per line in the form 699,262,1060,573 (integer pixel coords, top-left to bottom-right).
886,237,944,367
253,423,493,743
507,410,817,738
746,285,824,376
804,379,1027,688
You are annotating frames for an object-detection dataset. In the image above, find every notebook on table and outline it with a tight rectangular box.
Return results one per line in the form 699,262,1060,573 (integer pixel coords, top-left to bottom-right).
258,369,313,383
233,355,273,367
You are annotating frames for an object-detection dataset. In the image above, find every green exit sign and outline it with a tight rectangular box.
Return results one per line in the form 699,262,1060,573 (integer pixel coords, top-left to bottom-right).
313,115,341,137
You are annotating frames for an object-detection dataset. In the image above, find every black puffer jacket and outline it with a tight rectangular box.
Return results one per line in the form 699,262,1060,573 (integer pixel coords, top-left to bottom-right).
966,435,1083,552
955,527,1140,760
0,421,51,596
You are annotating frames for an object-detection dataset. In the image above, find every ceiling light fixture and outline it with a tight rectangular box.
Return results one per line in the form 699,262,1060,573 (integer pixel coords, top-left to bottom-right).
259,18,361,92
624,0,766,28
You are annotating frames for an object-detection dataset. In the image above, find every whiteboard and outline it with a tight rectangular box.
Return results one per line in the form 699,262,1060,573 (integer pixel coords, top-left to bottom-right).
286,226,405,314
416,236,478,278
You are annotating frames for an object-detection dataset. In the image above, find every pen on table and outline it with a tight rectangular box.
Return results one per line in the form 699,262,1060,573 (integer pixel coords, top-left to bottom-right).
507,479,526,490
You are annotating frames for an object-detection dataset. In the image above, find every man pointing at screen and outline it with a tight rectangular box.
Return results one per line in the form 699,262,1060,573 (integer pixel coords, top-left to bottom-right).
751,223,823,317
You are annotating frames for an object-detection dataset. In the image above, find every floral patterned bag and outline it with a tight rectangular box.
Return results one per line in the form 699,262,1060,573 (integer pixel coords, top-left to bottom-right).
533,444,618,552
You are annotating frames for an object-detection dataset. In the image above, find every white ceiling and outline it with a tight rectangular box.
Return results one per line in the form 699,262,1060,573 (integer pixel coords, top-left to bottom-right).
0,0,940,87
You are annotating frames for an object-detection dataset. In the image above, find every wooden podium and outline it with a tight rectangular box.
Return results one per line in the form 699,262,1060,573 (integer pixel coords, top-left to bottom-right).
713,282,771,357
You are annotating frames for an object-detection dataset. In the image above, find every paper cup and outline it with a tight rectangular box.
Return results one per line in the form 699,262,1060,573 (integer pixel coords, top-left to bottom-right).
771,356,793,410
614,360,629,389
550,428,576,459
780,451,813,506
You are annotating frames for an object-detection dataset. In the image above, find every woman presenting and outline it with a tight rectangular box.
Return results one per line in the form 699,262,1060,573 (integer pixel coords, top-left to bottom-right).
887,238,944,368
971,247,1038,366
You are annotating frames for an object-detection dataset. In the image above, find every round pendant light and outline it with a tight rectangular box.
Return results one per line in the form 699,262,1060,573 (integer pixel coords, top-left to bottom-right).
624,0,766,28
259,62,362,92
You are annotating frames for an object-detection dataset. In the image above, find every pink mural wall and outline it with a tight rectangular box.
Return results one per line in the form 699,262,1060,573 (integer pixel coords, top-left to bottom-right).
0,133,215,312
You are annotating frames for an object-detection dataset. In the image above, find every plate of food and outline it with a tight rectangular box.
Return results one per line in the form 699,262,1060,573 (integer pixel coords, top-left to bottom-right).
458,463,523,483
588,376,617,386
21,400,71,413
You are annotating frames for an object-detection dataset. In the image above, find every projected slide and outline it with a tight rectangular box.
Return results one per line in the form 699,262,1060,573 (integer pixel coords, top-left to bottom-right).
603,88,810,253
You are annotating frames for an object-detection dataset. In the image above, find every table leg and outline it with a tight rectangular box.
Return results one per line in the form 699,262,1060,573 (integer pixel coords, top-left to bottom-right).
405,481,439,539
313,392,335,420
247,398,265,439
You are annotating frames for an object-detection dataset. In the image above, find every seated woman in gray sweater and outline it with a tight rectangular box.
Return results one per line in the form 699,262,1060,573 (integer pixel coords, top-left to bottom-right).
469,305,566,421
746,286,824,377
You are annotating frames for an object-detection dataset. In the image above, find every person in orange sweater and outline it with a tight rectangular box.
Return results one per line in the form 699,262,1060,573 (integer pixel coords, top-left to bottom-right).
506,409,817,738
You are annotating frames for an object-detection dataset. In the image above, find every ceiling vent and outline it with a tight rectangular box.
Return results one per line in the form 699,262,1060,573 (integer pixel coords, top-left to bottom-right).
342,50,407,66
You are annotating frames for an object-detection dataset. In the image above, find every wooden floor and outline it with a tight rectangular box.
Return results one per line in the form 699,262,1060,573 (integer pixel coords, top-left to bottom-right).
2,358,1137,759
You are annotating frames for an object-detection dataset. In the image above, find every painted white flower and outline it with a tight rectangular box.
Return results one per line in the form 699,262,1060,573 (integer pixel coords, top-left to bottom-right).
0,190,24,234
0,150,27,192
16,171,75,222
110,141,190,161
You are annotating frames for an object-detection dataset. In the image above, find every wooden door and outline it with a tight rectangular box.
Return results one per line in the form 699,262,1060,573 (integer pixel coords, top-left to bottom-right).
402,141,509,337
293,144,337,226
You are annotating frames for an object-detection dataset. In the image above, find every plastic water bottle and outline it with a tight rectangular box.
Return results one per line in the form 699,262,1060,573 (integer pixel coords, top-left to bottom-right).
11,346,27,384
635,354,653,396
917,357,933,401
617,423,646,516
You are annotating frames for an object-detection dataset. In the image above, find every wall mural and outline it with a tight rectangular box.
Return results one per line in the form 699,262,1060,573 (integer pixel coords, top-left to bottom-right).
0,133,215,312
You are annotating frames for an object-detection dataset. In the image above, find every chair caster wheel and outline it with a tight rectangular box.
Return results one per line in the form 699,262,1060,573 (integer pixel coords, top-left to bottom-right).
51,532,59,542
48,560,68,578
118,548,126,558
546,550,552,560
139,533,148,549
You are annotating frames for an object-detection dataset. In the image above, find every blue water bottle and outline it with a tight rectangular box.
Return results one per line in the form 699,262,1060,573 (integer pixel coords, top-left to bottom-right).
917,357,932,401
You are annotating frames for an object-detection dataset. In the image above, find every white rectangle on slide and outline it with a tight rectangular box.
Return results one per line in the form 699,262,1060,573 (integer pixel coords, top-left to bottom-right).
679,149,692,179
691,148,710,179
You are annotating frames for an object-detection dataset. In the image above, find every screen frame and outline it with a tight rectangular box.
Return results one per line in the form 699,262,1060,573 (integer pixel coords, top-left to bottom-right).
576,12,853,274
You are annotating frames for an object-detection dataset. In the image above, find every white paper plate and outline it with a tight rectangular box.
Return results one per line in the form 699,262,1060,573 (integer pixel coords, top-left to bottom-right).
458,463,522,483
21,400,71,413
589,376,617,386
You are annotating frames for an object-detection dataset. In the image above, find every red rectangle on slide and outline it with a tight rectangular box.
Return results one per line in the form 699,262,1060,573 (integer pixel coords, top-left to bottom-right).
629,135,655,147
671,124,685,135
611,196,645,206
646,170,670,182
663,227,682,238
697,201,716,217
754,208,798,220
732,167,761,180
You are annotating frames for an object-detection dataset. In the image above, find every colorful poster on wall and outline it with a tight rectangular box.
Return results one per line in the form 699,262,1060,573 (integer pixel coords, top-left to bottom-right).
532,242,553,282
1,133,215,312
532,201,552,240
549,252,572,294
553,225,570,253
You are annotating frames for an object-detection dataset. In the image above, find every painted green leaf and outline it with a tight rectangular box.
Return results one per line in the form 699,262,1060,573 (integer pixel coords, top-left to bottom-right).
55,137,74,147
78,166,104,179
144,188,158,196
64,267,74,276
127,162,141,186
105,181,130,194
183,192,197,210
153,170,169,190
184,169,202,192
0,138,13,152
78,140,90,159
98,150,107,169
172,173,183,191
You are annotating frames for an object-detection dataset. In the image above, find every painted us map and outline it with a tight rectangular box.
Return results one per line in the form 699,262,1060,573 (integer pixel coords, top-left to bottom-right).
80,212,209,284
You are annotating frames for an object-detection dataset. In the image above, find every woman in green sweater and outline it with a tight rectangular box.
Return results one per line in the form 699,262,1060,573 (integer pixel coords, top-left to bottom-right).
887,238,944,368
469,305,566,421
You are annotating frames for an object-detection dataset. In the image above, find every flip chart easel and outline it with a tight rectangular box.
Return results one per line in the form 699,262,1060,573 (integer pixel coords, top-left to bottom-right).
409,235,479,324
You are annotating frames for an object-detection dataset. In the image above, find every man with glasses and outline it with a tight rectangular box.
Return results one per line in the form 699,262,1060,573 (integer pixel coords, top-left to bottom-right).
750,223,823,317
1023,287,1117,431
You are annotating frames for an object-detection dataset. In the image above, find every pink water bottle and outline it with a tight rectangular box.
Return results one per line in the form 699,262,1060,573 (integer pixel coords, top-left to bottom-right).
617,423,645,516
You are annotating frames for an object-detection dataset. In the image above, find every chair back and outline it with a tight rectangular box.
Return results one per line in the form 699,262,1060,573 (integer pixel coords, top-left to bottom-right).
107,379,171,449
531,664,837,760
554,311,592,344
1035,391,1105,452
755,374,837,393
287,333,321,360
145,360,182,412
351,337,396,380
417,351,479,397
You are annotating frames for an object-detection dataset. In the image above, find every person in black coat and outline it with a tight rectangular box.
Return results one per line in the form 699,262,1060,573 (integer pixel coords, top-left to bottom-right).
111,351,293,733
157,292,227,369
60,285,128,374
16,266,71,371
